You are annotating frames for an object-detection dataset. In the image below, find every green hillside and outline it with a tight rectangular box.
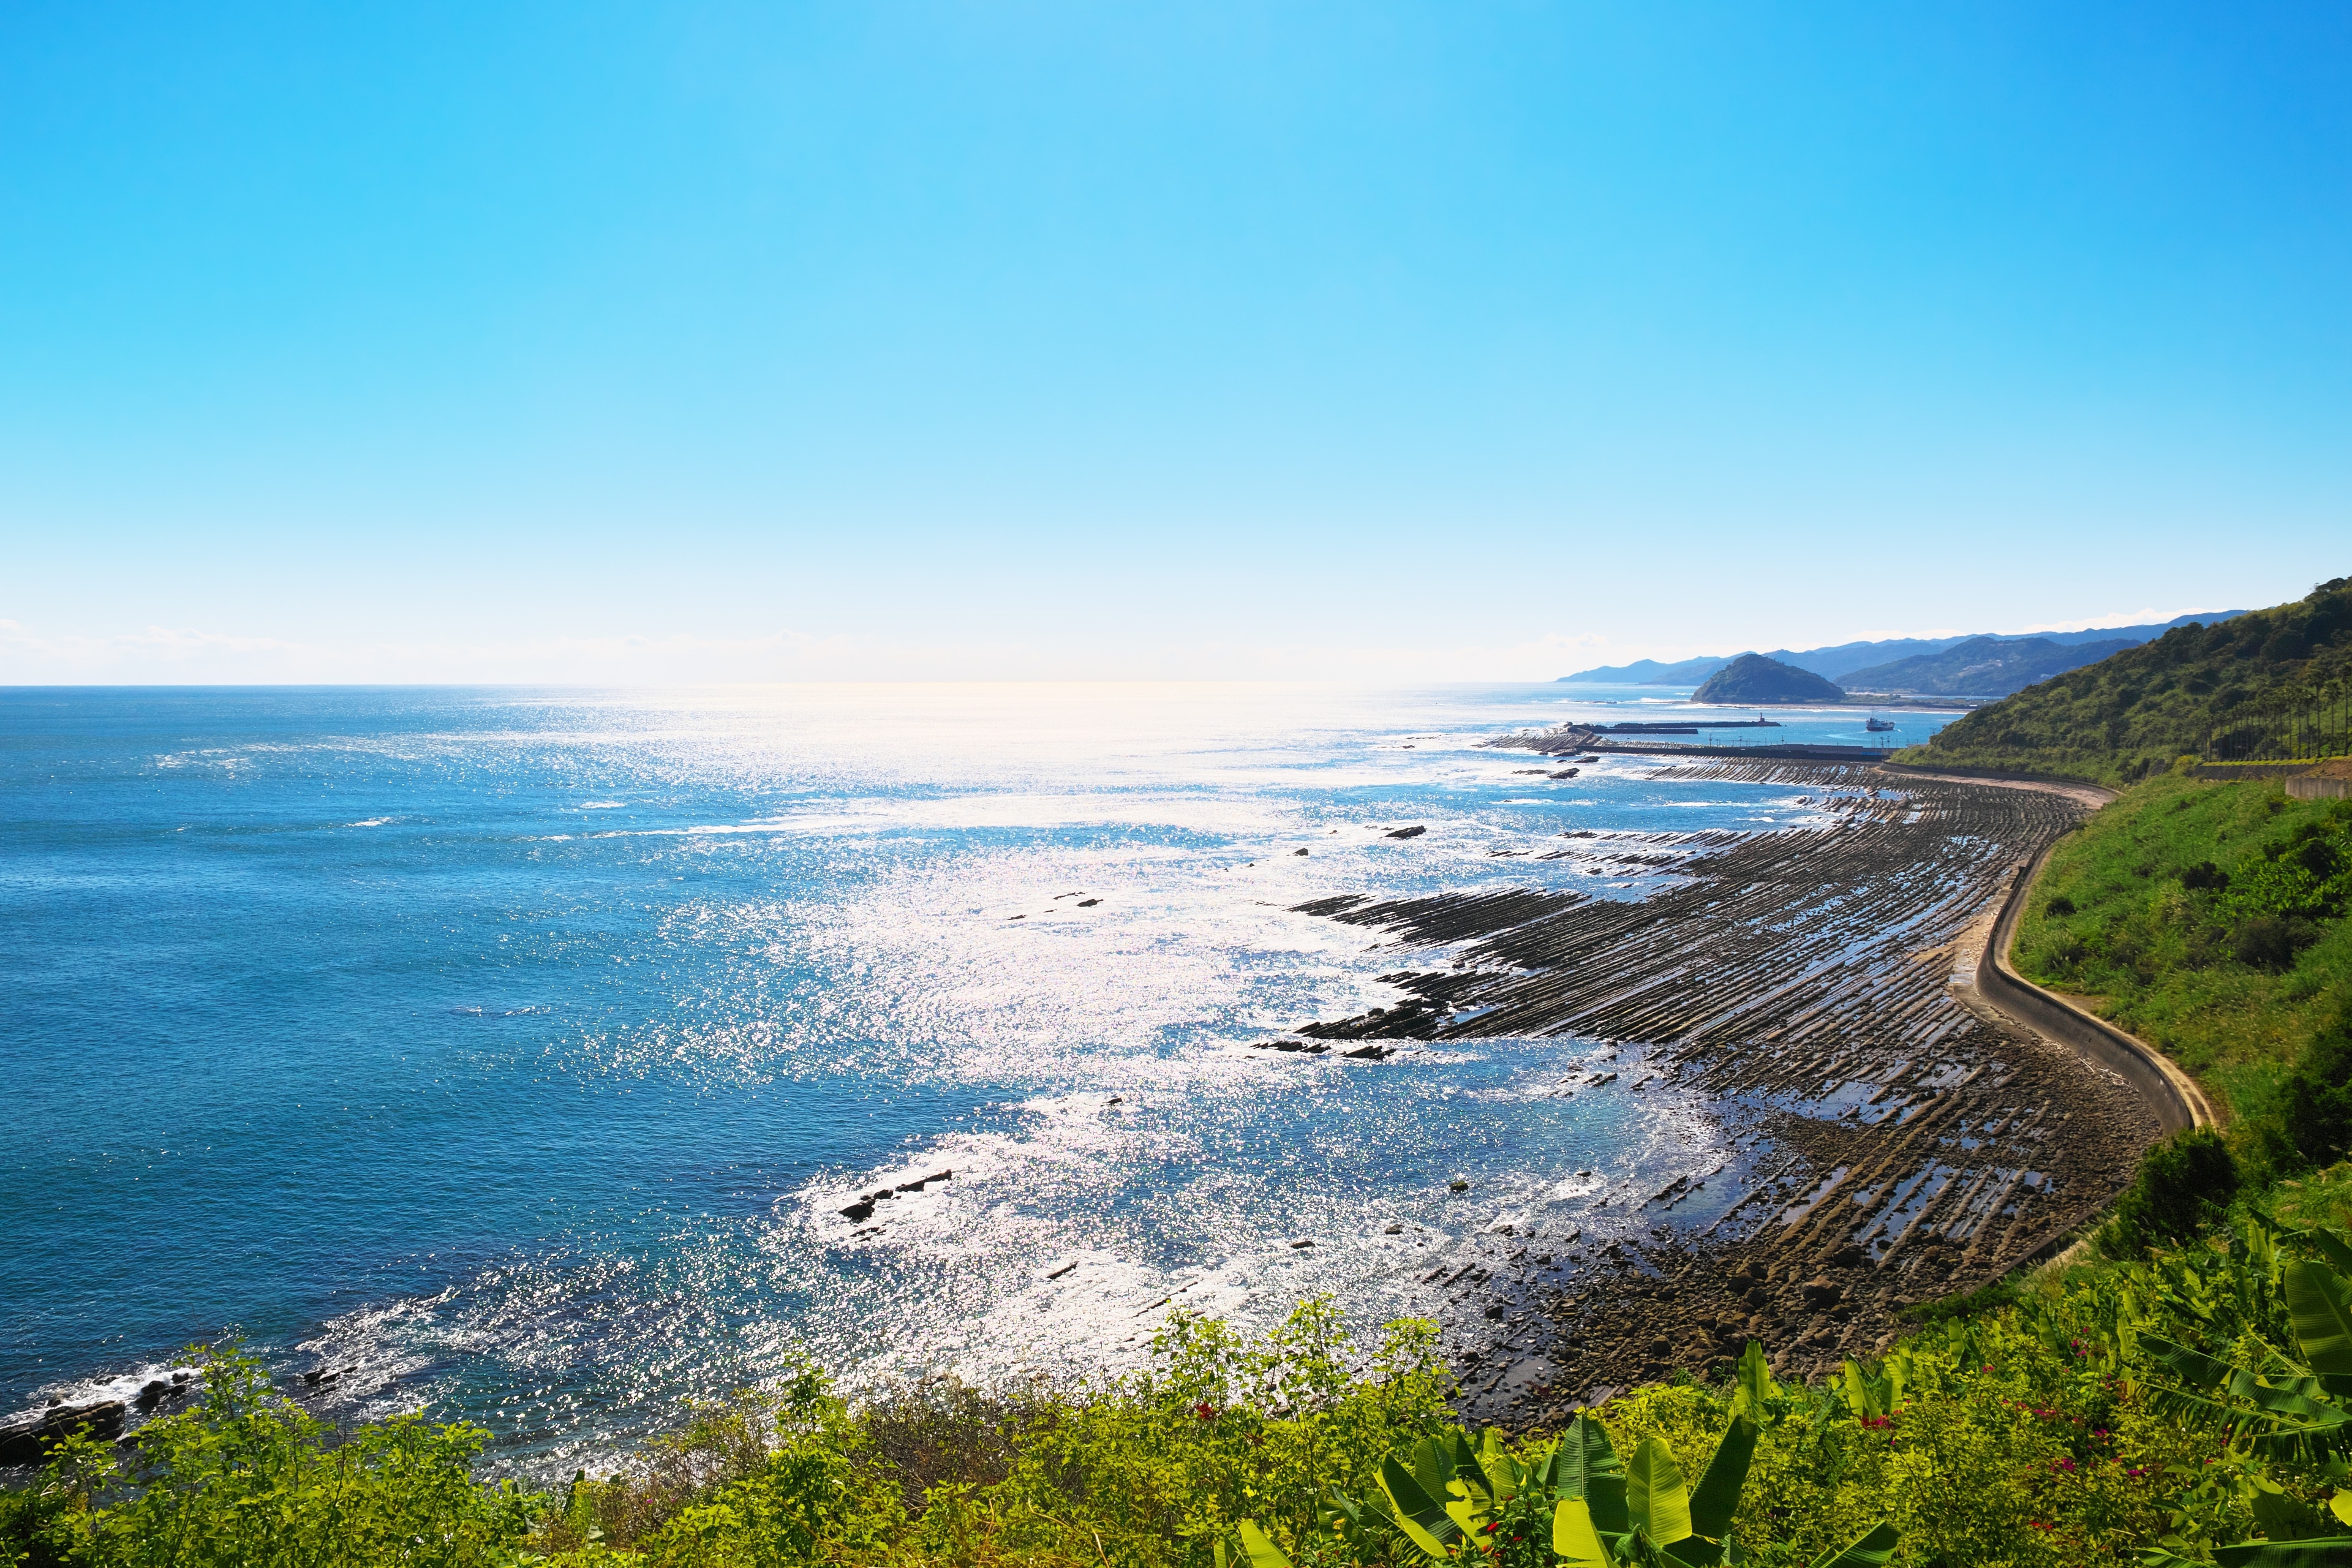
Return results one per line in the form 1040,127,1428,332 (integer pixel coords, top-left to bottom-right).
1897,575,2352,783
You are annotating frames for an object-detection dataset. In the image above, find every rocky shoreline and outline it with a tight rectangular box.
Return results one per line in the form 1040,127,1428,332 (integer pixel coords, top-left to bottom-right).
1271,753,2163,1425
5,755,2166,1467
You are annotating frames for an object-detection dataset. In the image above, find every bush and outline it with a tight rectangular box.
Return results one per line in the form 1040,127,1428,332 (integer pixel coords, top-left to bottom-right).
1,1348,532,1568
2179,861,2228,892
2278,1002,2352,1170
2233,914,2321,971
2101,1128,2239,1258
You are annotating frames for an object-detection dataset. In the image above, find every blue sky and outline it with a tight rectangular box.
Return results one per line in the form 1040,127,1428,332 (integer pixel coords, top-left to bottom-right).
2,2,2346,682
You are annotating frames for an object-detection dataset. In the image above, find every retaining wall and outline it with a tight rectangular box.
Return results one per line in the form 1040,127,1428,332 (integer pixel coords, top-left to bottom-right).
1977,840,2218,1134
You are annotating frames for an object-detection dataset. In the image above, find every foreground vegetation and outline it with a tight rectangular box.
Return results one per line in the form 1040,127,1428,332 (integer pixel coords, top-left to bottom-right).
1897,575,2350,785
13,763,2352,1565
18,1210,2352,1568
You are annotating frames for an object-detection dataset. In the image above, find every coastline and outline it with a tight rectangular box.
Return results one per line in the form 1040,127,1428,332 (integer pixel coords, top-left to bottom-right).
1278,744,2181,1424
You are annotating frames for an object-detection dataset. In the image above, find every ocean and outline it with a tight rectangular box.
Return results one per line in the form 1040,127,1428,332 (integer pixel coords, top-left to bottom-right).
0,684,1953,1472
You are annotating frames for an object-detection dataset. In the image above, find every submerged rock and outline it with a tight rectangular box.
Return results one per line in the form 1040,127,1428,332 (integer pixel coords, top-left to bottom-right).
0,1401,124,1468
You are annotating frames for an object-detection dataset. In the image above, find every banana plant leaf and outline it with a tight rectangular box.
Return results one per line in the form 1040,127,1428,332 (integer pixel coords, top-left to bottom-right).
1235,1520,1292,1568
1475,1427,1523,1504
2211,1539,2352,1566
1732,1343,1777,1420
1687,1416,1758,1542
1804,1521,1898,1567
1408,1434,1458,1506
2302,1229,2352,1281
1627,1439,1693,1547
1378,1457,1462,1559
1551,1412,1631,1535
2289,1261,2352,1379
1450,1428,1497,1506
2146,1332,2250,1391
2143,1332,2352,1460
1554,1498,1613,1567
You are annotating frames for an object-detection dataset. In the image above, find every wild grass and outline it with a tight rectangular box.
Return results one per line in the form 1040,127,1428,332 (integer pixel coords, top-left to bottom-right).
2011,772,2352,1099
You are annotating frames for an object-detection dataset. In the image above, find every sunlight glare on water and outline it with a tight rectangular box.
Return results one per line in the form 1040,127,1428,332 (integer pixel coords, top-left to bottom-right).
0,682,1952,1472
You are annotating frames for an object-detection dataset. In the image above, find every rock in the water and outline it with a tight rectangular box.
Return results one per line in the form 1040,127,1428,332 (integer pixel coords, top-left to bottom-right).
1385,825,1427,840
1384,1223,1404,1235
1449,1177,1471,1192
1290,1238,1314,1250
0,1401,125,1468
839,1201,876,1222
1077,898,1099,907
1292,848,1309,856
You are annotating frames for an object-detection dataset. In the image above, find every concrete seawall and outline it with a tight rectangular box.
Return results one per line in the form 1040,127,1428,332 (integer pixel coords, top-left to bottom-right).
1976,837,2218,1134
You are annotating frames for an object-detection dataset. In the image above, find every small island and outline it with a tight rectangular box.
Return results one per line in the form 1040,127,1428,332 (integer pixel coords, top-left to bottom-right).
1691,651,1847,704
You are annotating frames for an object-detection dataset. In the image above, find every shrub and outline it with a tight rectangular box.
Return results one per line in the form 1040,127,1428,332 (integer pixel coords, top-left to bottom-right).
3,1347,533,1568
2101,1129,2240,1258
2179,861,2228,892
2233,914,2321,971
2278,1002,2352,1171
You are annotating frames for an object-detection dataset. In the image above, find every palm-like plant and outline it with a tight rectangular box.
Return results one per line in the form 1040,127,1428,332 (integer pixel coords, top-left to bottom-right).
1240,1345,1895,1568
2134,1227,2352,1563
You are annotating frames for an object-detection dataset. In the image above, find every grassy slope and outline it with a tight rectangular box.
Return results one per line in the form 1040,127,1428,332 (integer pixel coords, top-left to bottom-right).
1893,575,2352,785
2011,771,2352,1114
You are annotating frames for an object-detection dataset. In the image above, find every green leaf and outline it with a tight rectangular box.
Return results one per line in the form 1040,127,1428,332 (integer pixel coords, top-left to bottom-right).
1662,1536,1727,1567
1732,1342,1777,1421
2212,1539,2352,1567
1552,1414,1624,1501
1627,1439,1692,1546
1379,1457,1462,1560
1555,1498,1614,1567
2290,1261,2352,1379
1587,1475,1631,1537
2305,1230,2352,1280
2332,1491,2352,1529
1237,1520,1292,1568
1409,1435,1456,1504
1687,1416,1757,1542
1479,1427,1521,1502
2252,1480,2316,1542
1805,1521,1899,1568
2145,1332,2250,1392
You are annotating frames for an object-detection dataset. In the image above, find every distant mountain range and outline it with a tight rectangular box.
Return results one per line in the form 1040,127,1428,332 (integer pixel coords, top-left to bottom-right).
1562,612,2249,696
1838,635,2138,697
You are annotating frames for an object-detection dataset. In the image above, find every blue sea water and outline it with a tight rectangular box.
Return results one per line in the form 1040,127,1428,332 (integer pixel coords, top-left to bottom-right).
0,684,1951,1472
